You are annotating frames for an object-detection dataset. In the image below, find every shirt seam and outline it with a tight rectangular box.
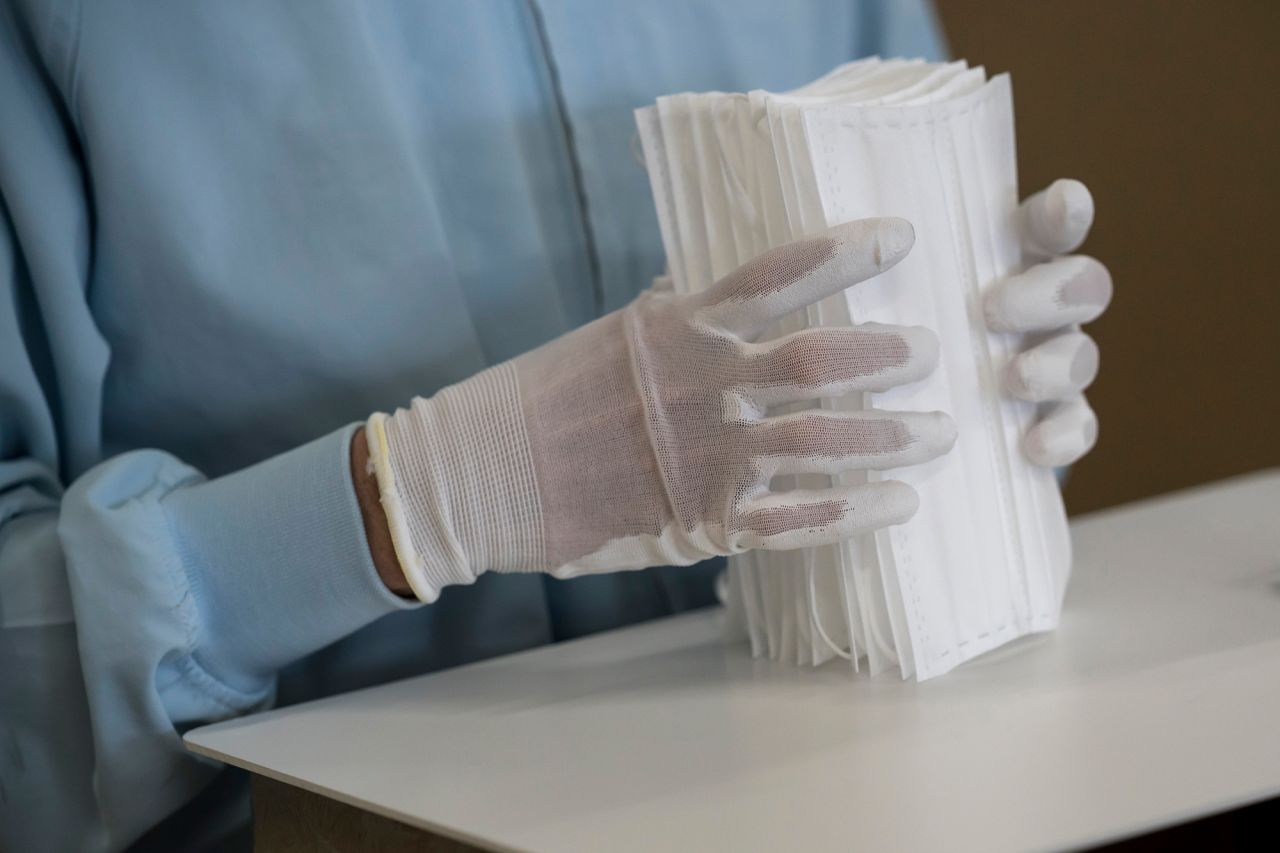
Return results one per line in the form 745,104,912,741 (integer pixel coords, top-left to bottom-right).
524,0,605,318
43,0,86,137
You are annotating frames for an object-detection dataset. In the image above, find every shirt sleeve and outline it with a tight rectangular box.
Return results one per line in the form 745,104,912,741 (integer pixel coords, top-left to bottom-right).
0,5,417,851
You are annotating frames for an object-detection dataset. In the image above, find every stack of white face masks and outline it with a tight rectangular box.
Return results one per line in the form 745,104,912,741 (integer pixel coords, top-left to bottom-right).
635,58,1072,680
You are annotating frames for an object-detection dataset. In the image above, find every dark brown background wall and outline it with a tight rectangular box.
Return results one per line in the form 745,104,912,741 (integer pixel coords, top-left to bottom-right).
935,0,1280,514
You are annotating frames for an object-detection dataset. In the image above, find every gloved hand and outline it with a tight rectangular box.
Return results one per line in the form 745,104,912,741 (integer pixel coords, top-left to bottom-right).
985,179,1113,466
367,218,956,601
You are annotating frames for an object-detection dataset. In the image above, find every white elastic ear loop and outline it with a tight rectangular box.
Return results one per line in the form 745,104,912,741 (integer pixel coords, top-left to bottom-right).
629,128,648,169
806,548,853,661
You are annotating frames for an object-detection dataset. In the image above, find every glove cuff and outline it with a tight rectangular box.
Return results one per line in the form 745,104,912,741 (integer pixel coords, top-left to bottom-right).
366,363,545,602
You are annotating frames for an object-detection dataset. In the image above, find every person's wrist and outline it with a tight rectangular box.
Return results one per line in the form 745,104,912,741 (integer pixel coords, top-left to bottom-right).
350,426,414,597
370,363,546,600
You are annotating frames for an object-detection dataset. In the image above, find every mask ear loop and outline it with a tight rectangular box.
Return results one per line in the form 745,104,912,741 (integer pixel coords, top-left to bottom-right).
629,130,648,170
806,547,852,660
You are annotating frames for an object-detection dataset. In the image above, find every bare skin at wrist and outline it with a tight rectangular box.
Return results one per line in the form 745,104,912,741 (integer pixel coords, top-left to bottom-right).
350,426,414,597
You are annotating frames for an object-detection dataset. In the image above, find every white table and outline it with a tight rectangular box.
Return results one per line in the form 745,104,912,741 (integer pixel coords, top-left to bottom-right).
186,470,1280,852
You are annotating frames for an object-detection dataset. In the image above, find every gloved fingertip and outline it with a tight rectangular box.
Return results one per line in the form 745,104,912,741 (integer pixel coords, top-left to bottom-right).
827,216,915,273
1023,408,1098,467
910,410,958,454
878,479,920,524
983,277,1024,333
1069,336,1100,388
1026,179,1094,256
872,216,916,269
877,410,957,467
1007,332,1100,402
899,323,940,377
1049,178,1094,238
1056,255,1113,314
938,411,960,450
983,289,1015,332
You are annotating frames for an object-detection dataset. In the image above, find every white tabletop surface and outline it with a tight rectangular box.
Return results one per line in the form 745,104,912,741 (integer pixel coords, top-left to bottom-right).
186,470,1280,852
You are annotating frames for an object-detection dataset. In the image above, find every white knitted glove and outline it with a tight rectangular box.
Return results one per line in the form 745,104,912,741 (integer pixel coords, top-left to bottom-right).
985,179,1113,467
367,218,956,601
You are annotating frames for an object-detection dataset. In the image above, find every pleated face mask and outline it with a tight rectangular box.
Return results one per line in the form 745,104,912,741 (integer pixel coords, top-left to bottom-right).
636,60,1072,681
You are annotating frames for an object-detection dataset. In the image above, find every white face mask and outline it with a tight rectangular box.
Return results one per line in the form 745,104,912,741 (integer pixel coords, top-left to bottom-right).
636,60,1071,681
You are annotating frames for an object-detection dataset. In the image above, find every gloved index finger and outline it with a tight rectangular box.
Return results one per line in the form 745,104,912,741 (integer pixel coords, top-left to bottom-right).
699,217,915,338
1020,179,1094,258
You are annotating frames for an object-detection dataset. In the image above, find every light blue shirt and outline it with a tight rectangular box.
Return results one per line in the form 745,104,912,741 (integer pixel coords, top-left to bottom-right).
0,2,943,849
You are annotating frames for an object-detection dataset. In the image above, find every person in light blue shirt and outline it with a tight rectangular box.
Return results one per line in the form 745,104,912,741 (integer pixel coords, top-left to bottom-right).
1,3,1110,851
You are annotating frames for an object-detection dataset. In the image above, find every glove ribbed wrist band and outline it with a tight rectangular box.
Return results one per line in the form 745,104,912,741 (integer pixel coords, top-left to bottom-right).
366,363,544,602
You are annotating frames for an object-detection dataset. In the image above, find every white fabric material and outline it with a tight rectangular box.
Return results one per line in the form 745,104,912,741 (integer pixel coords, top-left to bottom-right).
637,59,1104,679
367,364,543,601
1005,330,1099,403
367,219,957,602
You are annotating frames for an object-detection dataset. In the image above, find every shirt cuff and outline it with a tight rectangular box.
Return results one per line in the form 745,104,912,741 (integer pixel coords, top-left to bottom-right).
165,424,420,692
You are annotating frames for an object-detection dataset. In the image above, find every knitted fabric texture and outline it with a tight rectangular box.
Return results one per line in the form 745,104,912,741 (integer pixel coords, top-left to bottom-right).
369,219,958,601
